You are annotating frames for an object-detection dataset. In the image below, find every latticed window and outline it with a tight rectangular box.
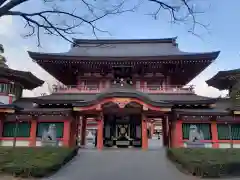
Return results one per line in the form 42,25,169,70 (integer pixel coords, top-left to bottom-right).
36,122,64,138
217,124,229,140
217,124,240,140
2,122,31,137
0,83,23,98
0,83,9,93
182,123,212,140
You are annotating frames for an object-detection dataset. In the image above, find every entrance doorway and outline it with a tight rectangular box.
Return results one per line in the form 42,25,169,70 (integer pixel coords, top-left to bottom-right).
103,114,142,148
148,118,164,150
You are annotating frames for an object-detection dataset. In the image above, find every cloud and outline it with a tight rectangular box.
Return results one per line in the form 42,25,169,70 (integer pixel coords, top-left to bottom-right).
0,16,13,36
194,81,227,98
191,67,227,98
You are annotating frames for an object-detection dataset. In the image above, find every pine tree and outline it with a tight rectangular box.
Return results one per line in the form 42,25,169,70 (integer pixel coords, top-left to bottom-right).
0,44,8,68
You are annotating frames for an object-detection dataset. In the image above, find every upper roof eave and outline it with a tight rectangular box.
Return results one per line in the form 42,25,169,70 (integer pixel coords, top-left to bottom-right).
28,51,220,62
72,37,177,44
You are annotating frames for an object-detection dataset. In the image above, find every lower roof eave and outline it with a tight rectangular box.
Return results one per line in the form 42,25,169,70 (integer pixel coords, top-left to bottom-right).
174,109,230,116
19,108,72,115
72,102,173,108
0,104,22,110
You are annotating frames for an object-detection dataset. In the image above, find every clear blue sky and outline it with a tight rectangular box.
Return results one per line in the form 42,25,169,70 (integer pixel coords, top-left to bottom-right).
0,0,239,97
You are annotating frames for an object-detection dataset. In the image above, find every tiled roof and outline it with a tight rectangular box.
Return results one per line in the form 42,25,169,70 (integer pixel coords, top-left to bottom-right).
174,98,232,115
0,67,44,90
28,38,220,59
15,90,216,106
206,68,240,90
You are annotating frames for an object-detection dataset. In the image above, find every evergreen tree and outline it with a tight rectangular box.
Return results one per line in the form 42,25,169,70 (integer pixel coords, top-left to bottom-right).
0,44,8,68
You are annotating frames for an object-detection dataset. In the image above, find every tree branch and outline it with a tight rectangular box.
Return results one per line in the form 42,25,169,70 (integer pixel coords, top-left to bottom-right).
0,0,208,46
0,0,8,7
3,0,135,46
147,0,209,37
0,0,28,16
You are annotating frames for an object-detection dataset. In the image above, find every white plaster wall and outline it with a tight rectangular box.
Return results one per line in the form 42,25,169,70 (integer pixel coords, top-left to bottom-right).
36,140,42,147
183,142,213,148
218,143,240,148
233,144,240,148
218,143,230,148
204,143,213,148
0,140,29,147
36,140,63,147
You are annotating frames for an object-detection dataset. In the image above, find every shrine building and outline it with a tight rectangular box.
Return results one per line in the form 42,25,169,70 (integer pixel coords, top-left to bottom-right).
1,38,240,149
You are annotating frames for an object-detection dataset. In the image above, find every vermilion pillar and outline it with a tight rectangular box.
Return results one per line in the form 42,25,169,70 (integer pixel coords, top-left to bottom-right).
29,119,37,146
9,94,13,104
63,120,71,147
211,120,219,148
69,119,77,147
142,115,148,150
174,120,183,147
97,119,103,150
81,117,87,146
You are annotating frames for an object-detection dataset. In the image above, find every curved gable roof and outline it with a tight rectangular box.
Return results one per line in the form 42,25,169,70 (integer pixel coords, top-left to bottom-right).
0,67,44,90
206,68,240,90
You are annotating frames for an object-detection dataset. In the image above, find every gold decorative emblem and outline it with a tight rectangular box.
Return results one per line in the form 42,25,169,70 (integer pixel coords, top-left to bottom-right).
112,98,131,108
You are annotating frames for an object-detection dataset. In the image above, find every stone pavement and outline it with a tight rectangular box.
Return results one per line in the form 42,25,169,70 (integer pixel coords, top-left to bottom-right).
43,148,196,180
42,139,239,180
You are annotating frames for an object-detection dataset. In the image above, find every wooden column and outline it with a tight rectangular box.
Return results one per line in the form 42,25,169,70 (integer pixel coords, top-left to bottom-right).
142,115,148,150
97,118,103,150
8,94,13,104
81,117,87,146
0,115,3,146
69,118,77,147
174,120,183,147
0,115,3,138
162,118,167,146
75,116,80,146
211,120,219,148
151,122,154,138
29,118,37,146
167,117,172,148
63,120,71,147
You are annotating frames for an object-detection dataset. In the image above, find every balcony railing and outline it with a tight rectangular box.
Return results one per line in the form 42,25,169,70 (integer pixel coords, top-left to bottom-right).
52,84,195,94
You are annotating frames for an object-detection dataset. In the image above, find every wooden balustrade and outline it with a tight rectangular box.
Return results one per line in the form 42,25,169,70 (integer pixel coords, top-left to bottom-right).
53,85,195,94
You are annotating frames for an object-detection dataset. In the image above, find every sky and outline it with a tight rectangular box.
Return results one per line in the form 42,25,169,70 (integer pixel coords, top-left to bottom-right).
0,0,239,97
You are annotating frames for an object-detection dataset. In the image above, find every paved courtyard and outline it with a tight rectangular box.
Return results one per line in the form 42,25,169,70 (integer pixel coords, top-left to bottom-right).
42,138,238,180
44,149,196,180
43,138,194,180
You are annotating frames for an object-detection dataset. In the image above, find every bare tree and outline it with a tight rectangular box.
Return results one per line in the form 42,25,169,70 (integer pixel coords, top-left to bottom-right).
0,0,208,46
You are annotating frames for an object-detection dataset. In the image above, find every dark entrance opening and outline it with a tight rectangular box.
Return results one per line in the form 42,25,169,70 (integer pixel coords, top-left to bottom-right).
103,114,142,148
